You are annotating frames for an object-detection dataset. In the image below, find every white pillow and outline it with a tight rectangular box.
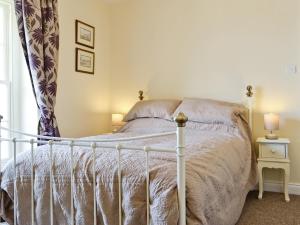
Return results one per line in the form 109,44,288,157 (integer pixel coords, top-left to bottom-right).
124,99,181,122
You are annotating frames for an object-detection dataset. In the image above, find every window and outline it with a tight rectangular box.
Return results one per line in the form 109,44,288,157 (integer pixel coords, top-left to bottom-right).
0,0,38,160
0,0,12,159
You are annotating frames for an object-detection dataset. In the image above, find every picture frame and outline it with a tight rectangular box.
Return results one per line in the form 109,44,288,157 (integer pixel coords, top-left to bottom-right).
75,48,95,74
75,20,95,49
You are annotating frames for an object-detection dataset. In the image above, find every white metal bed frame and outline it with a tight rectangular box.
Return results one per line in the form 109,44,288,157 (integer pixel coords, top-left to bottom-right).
0,86,254,225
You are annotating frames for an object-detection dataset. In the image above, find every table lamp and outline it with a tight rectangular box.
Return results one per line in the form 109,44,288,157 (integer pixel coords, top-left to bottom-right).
264,113,279,140
112,113,124,132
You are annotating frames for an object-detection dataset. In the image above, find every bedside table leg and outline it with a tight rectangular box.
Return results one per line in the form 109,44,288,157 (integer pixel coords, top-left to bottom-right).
258,165,263,200
284,167,290,202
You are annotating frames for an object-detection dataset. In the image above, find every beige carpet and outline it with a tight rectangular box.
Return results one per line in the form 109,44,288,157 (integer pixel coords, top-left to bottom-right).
237,191,300,225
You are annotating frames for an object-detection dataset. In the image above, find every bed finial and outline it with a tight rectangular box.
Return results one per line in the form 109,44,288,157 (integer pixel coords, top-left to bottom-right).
246,85,253,97
138,90,144,101
175,112,188,127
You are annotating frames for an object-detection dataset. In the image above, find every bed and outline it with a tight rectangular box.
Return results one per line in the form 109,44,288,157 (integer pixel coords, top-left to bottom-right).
0,87,257,225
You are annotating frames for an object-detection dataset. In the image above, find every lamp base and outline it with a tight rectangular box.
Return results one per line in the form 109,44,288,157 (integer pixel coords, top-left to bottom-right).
265,133,278,140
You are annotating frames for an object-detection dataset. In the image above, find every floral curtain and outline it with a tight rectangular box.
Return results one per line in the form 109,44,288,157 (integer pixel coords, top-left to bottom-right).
14,0,60,137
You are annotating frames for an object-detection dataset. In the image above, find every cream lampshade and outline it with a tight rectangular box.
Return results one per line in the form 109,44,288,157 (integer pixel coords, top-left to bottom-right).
264,113,279,140
112,113,124,132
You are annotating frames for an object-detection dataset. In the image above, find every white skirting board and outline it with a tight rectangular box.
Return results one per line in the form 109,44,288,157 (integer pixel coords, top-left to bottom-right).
254,181,300,195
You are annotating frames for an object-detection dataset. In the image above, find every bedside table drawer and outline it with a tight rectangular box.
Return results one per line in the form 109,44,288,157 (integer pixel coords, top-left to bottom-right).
261,144,286,159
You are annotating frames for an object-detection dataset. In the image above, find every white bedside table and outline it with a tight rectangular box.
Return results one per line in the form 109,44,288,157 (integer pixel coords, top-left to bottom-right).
256,137,290,202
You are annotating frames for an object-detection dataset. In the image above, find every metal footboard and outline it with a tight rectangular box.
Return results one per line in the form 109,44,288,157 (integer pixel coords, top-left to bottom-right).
0,113,188,225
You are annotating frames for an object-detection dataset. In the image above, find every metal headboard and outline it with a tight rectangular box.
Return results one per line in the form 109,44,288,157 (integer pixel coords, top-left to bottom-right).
137,85,254,130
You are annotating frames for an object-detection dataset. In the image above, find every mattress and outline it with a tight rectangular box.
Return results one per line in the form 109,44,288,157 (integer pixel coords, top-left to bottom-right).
0,117,257,225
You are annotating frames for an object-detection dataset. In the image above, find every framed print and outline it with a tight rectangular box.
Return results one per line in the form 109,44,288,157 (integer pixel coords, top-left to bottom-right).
75,20,95,49
75,48,95,74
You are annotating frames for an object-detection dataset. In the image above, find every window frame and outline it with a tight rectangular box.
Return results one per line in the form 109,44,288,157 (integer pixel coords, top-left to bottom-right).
0,0,14,161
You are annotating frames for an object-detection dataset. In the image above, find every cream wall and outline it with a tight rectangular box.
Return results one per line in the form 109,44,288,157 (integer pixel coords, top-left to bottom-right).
110,0,300,183
56,0,111,137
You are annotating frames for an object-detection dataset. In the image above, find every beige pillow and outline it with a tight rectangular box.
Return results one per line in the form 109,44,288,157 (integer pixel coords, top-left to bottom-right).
173,98,247,126
124,99,181,122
